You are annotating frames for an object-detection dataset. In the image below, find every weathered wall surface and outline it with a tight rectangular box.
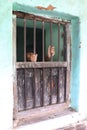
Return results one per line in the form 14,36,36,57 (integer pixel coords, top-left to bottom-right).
78,1,87,115
0,0,87,129
0,0,13,130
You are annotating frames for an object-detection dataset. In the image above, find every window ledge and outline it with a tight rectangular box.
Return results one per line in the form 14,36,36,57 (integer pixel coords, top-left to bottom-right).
14,108,85,130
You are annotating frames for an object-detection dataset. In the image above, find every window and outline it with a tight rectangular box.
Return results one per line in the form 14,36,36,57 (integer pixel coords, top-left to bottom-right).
13,11,71,126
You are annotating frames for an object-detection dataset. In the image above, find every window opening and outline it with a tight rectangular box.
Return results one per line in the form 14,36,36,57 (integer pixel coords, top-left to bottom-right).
13,12,71,117
16,18,67,62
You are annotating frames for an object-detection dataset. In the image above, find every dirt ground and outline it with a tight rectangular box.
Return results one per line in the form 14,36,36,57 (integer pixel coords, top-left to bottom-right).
56,119,87,130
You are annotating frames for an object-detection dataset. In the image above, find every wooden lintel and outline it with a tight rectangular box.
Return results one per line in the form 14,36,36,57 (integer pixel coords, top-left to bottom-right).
13,11,70,25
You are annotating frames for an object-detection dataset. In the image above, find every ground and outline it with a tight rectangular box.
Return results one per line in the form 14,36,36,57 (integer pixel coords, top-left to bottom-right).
58,120,87,130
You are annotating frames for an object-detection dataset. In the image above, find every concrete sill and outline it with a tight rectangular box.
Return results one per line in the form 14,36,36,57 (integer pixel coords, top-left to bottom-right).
14,108,85,130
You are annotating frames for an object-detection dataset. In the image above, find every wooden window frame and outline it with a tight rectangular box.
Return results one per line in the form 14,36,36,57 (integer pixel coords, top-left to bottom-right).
13,12,71,127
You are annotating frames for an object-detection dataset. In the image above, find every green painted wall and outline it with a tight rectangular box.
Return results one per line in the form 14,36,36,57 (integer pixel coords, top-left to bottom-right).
70,18,80,111
0,0,13,130
0,0,87,129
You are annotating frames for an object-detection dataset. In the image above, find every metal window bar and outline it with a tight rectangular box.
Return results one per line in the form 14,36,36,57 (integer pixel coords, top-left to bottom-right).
63,25,67,101
24,19,26,61
58,23,60,61
34,19,36,54
42,21,45,61
63,25,67,61
50,22,53,61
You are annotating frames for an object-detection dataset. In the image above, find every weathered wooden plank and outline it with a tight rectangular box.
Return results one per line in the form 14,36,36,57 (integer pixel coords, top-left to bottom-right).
17,69,25,111
59,67,66,103
41,68,45,106
17,67,67,110
34,69,41,107
16,62,67,68
44,68,50,105
24,69,34,109
13,11,70,25
13,15,18,119
51,68,58,104
65,23,71,104
57,68,60,103
33,68,36,108
49,68,52,104
14,103,68,126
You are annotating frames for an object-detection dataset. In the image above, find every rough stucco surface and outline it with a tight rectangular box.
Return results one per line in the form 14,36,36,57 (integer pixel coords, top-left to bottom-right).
0,0,87,130
0,1,13,130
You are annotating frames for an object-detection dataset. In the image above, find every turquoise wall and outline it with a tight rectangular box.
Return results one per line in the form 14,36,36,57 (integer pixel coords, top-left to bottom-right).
0,0,13,129
0,1,87,129
70,18,80,111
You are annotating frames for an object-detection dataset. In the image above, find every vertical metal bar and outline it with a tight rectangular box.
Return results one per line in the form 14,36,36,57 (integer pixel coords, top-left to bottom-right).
58,23,60,61
50,22,53,61
34,19,36,54
50,22,52,45
63,25,67,61
24,19,26,61
42,21,45,61
62,25,67,101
